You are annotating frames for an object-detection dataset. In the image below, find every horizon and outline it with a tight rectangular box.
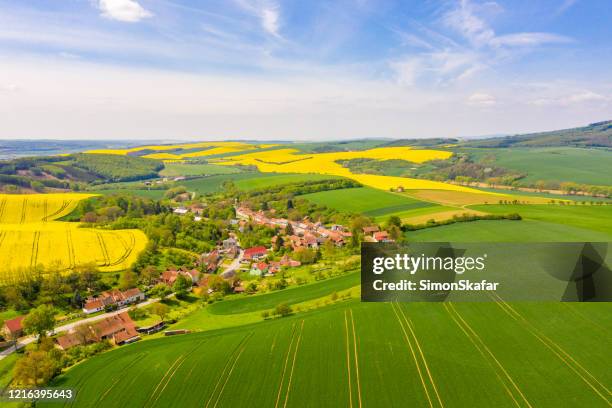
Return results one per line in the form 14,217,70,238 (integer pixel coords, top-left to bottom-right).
1,0,611,140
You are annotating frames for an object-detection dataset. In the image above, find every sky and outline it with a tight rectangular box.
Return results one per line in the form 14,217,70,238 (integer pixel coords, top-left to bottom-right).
0,0,611,141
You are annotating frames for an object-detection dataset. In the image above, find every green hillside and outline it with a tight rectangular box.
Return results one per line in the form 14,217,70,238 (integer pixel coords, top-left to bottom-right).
463,120,612,148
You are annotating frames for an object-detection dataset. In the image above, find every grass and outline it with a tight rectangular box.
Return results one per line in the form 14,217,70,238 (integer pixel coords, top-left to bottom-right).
474,186,612,202
180,172,335,195
471,204,612,234
42,301,612,408
207,271,359,315
462,147,612,185
302,187,433,218
233,173,343,190
159,163,242,177
406,219,612,241
95,188,167,199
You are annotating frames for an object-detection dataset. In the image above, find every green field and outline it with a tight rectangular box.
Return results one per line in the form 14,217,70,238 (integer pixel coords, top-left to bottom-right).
471,204,612,234
95,188,167,199
44,300,612,408
462,147,612,185
233,173,343,190
406,219,612,241
180,172,341,194
159,163,242,177
208,271,359,315
406,203,612,241
302,187,434,218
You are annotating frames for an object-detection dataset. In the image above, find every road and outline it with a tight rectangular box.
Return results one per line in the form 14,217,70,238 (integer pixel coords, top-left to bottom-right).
220,248,243,278
0,297,160,360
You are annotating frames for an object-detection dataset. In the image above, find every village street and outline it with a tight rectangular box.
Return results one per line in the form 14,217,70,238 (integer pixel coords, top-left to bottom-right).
0,297,161,360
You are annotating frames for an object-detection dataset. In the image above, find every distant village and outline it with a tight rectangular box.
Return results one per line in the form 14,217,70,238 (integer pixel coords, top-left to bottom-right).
2,201,393,353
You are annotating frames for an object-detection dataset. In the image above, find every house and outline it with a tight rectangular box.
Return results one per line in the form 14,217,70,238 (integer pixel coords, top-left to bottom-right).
82,288,145,314
1,316,25,339
243,246,267,261
82,299,105,314
173,207,189,215
223,237,238,249
160,269,199,287
279,255,301,267
363,225,380,235
57,312,140,350
373,231,394,243
250,262,268,276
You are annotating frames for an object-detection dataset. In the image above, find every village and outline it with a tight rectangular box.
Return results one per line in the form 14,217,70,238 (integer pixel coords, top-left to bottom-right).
1,202,393,355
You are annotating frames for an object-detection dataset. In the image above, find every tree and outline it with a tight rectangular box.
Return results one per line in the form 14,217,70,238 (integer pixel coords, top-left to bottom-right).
388,225,402,241
273,302,292,317
73,323,93,345
150,303,170,322
173,274,192,298
120,269,138,290
13,350,56,386
386,215,402,229
140,265,160,286
23,304,56,340
286,199,294,210
150,283,172,298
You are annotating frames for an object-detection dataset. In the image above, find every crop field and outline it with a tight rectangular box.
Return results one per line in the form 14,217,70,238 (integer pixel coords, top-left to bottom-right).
406,202,612,242
461,147,612,185
159,163,242,177
0,193,93,223
234,173,343,190
44,300,611,408
0,194,147,281
469,204,612,234
179,172,342,195
213,147,480,192
406,219,612,242
302,187,434,218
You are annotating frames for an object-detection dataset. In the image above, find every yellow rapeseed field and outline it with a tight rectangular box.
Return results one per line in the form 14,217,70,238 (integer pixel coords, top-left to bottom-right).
0,194,147,282
213,147,479,192
0,193,93,223
86,141,272,161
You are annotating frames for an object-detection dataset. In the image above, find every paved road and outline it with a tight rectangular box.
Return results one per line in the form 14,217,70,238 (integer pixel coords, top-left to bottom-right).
0,297,160,360
221,248,244,278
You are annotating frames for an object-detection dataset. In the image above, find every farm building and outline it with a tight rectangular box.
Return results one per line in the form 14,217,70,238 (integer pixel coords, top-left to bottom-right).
1,316,25,339
56,312,140,350
243,246,267,261
83,288,145,314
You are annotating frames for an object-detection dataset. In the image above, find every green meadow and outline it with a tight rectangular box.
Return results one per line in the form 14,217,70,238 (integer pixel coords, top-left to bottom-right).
159,163,242,177
180,172,341,194
302,187,434,218
462,147,612,185
43,300,611,408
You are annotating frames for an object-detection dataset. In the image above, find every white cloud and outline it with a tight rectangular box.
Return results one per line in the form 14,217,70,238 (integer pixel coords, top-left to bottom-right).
467,92,496,106
443,0,571,49
261,5,280,37
528,90,609,107
491,32,572,47
557,0,579,14
233,0,282,37
98,0,153,23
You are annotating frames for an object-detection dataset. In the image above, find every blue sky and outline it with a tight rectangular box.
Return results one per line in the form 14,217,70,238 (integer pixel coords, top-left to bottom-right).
0,0,610,140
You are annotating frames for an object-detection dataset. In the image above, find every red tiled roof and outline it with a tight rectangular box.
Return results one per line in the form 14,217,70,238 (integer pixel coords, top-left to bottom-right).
56,333,82,350
4,316,25,333
84,299,104,310
244,246,267,257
